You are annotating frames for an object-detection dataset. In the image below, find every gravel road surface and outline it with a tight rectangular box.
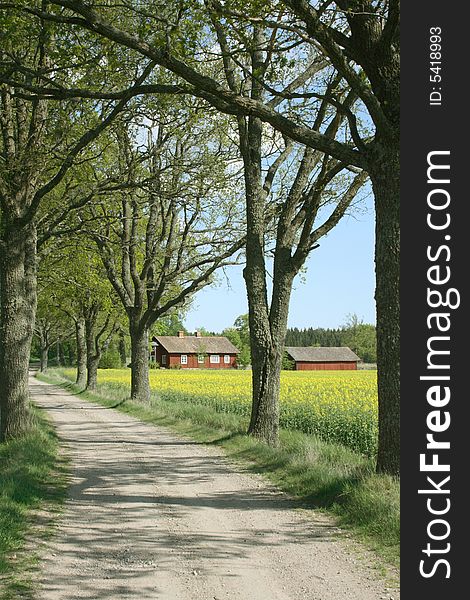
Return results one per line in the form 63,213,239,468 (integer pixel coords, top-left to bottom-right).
31,376,398,600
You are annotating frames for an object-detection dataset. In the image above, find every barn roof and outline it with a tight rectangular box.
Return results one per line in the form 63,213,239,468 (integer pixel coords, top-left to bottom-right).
154,335,240,354
285,346,360,363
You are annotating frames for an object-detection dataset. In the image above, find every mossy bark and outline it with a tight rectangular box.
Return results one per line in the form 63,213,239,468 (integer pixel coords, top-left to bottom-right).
129,318,150,403
0,223,37,441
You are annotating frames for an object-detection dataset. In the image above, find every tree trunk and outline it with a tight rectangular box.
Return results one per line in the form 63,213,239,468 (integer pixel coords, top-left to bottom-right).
67,342,74,367
86,357,99,391
118,329,127,367
85,313,99,391
0,223,37,441
83,306,115,392
247,258,295,446
241,99,282,445
58,340,65,367
129,320,150,402
248,344,283,445
240,37,292,446
370,144,400,476
75,318,87,387
40,345,48,373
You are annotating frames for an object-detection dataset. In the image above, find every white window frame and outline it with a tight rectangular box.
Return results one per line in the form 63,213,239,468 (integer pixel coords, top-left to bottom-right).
224,354,231,364
197,354,205,364
180,354,188,365
209,354,220,364
161,354,167,365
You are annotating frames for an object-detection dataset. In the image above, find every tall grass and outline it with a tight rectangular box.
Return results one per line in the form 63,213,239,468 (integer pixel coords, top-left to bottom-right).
42,369,399,568
0,408,66,599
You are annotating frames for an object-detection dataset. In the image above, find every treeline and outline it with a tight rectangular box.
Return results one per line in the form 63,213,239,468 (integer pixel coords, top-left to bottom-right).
285,327,344,348
285,318,377,364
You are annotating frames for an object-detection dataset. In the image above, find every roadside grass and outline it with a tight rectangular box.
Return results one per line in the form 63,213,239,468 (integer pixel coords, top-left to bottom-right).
0,406,67,600
38,369,399,569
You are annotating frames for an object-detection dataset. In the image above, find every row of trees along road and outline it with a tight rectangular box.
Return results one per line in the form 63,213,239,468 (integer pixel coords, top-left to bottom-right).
87,101,244,403
36,241,124,389
1,1,399,475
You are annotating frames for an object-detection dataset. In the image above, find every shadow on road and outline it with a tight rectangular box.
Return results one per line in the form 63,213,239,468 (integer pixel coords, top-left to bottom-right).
30,377,356,600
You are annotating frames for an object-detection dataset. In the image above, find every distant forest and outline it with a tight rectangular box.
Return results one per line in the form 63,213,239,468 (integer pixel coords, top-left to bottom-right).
285,327,344,347
285,319,377,364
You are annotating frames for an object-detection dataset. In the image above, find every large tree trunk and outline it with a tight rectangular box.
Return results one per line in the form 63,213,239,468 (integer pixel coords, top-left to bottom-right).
370,144,400,476
242,115,297,445
240,34,293,446
244,246,274,442
129,319,150,403
247,257,295,446
241,100,283,445
248,343,283,445
0,223,37,441
75,318,87,387
357,22,400,476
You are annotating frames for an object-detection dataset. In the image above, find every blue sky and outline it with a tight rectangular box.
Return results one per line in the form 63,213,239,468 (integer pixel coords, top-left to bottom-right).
184,189,376,333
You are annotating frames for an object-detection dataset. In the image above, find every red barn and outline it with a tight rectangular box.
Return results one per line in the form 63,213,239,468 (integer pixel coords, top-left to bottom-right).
285,347,360,371
152,331,239,369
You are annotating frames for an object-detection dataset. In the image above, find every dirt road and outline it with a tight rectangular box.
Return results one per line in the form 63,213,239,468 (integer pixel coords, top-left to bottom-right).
31,376,398,600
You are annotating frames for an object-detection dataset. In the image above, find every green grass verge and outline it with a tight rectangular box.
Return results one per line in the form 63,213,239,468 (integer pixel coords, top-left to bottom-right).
0,406,67,600
38,369,399,569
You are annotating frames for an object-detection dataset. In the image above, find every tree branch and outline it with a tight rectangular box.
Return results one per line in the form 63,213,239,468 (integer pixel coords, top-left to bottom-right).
45,0,367,168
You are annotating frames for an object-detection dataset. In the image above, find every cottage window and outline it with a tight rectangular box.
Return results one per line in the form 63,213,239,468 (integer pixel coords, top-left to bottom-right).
209,355,220,364
197,354,205,364
161,354,167,365
180,354,188,365
224,355,230,364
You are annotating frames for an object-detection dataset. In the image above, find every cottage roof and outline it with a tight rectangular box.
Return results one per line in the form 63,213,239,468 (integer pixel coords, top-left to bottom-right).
285,346,360,363
154,335,240,354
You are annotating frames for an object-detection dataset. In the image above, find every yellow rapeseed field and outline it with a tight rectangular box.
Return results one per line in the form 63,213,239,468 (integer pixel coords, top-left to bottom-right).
66,368,378,457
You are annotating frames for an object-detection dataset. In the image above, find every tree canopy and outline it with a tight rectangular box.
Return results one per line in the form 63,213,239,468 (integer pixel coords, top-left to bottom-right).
1,0,399,475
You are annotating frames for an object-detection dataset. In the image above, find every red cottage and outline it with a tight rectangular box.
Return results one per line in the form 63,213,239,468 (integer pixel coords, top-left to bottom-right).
152,331,239,369
285,347,360,371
